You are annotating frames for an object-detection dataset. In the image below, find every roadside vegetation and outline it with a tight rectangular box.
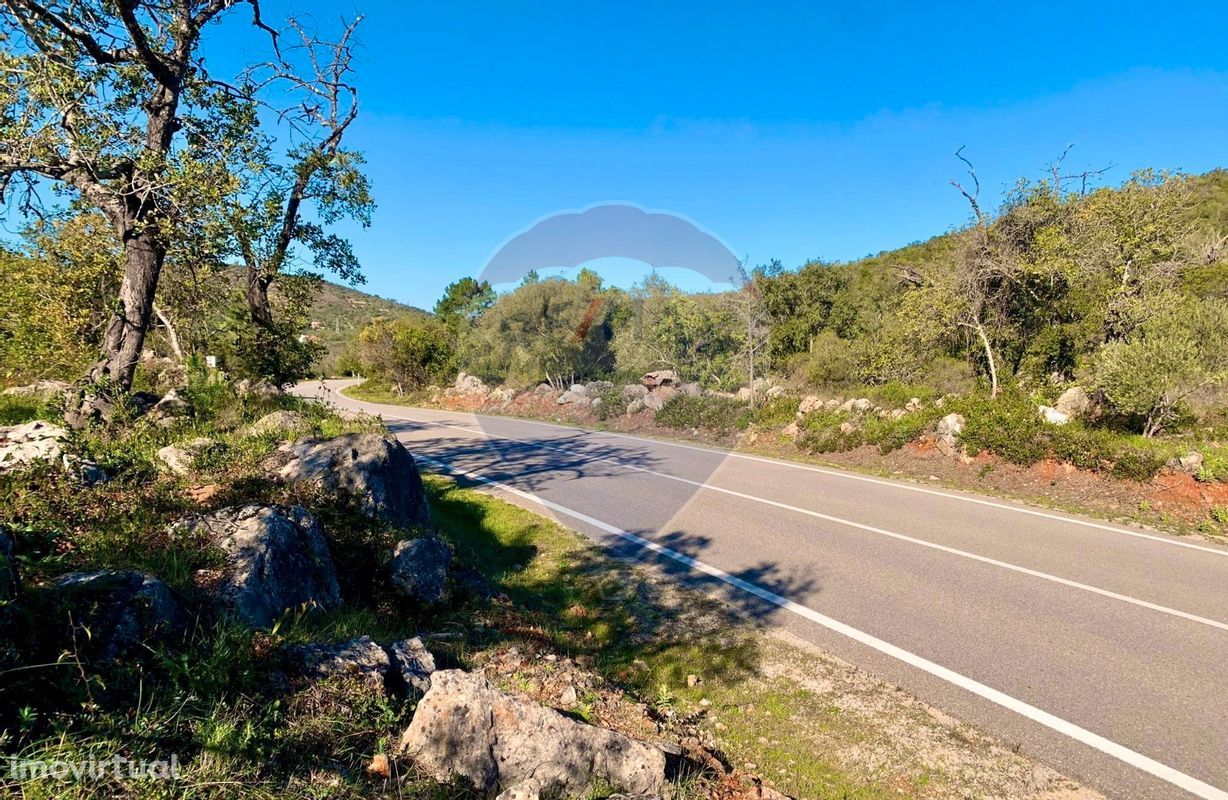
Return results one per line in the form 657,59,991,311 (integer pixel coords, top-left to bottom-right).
340,169,1228,538
0,371,1091,799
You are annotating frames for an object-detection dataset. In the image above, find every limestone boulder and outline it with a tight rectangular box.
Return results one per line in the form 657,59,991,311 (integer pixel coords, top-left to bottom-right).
389,536,453,606
271,433,431,529
399,669,666,798
0,420,68,476
44,570,181,661
176,505,341,628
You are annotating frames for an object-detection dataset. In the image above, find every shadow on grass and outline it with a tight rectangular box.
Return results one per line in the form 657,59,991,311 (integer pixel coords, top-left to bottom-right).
423,473,819,696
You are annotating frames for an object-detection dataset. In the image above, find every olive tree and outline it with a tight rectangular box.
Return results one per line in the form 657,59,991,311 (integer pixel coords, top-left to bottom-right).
0,0,292,422
1094,295,1228,436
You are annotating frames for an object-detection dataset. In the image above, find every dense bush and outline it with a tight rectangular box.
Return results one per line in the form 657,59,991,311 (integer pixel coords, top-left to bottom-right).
799,331,859,389
353,314,457,391
956,391,1049,466
654,394,748,434
593,384,630,420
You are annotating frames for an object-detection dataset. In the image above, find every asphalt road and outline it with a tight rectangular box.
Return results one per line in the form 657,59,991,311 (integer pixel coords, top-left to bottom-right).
297,380,1228,800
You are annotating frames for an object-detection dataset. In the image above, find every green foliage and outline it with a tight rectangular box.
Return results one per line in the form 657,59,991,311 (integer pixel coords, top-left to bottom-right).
654,394,748,434
749,395,801,428
799,331,859,389
610,275,747,389
796,410,860,454
462,275,614,387
0,217,122,383
1109,449,1167,482
957,391,1048,465
354,315,457,391
592,384,630,420
1094,296,1228,436
0,394,58,426
434,277,495,329
218,274,327,386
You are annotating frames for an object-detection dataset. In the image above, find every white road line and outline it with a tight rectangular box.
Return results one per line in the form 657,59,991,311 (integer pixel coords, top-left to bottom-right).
414,452,1228,800
335,387,1228,559
387,409,1228,633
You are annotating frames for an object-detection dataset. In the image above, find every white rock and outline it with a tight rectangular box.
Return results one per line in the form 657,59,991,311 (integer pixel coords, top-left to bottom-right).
1038,405,1070,426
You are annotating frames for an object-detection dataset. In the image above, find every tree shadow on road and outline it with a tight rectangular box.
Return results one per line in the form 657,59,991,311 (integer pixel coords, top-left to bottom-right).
424,474,820,695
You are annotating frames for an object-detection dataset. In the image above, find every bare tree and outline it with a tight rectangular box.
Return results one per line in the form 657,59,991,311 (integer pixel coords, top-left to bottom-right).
0,0,278,424
729,261,771,408
949,146,1001,397
233,16,371,331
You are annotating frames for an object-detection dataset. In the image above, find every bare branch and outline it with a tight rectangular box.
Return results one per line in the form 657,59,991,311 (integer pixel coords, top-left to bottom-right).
950,145,984,224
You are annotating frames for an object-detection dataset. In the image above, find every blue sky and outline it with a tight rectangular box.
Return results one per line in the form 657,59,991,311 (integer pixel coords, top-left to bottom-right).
240,2,1228,308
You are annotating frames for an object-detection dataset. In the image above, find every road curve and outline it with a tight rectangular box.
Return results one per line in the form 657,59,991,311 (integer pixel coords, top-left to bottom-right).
297,380,1228,800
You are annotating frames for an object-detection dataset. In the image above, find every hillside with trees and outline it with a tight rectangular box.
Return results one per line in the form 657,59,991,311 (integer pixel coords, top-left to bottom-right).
347,167,1228,534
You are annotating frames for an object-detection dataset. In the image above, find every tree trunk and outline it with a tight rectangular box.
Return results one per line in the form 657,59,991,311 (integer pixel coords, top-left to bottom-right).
962,320,999,398
153,303,183,360
246,263,275,329
66,229,165,427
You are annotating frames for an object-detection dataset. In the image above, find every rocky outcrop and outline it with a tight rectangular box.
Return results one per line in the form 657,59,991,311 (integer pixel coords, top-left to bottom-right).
389,536,453,606
934,413,965,457
286,635,436,695
148,388,191,426
0,420,68,475
399,669,666,798
640,370,679,389
2,380,70,400
1054,386,1091,419
44,570,181,661
557,384,589,405
642,386,677,412
156,437,218,476
453,372,488,395
271,433,431,529
287,635,392,690
176,505,341,629
235,378,282,399
247,410,307,436
1167,451,1204,475
798,395,822,415
389,636,436,694
1038,405,1070,426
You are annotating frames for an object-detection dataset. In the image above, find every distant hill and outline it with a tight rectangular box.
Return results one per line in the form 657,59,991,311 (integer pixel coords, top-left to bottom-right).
307,280,429,374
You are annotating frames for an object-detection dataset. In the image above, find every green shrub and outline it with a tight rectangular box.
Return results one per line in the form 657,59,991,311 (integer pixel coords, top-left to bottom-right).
796,409,861,453
1110,448,1166,482
956,391,1048,466
864,381,939,409
654,394,747,434
861,408,944,455
593,385,629,421
749,395,800,428
1047,425,1119,471
801,331,858,389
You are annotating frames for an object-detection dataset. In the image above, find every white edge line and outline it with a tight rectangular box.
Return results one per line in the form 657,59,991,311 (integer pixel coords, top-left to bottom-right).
414,452,1228,800
371,404,1228,634
332,386,1227,559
